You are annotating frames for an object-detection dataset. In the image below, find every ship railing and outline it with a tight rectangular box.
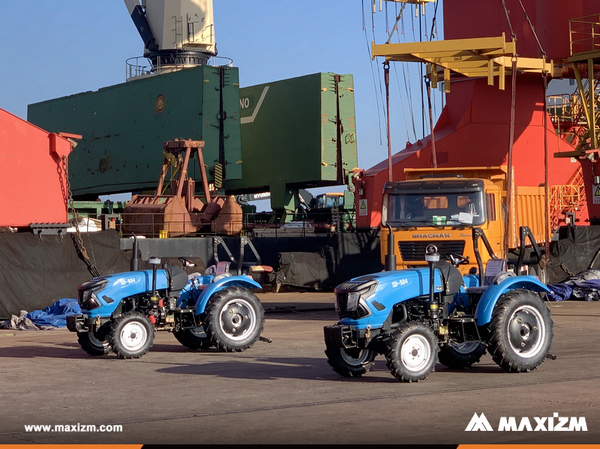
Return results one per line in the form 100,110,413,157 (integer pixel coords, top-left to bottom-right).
569,14,600,57
66,210,346,238
125,55,234,82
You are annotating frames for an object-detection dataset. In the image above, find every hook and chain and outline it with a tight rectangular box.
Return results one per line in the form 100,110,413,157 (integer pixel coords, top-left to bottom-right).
62,155,101,278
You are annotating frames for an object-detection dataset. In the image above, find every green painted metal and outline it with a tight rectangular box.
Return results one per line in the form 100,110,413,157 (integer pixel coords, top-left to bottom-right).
26,69,358,219
68,201,126,219
228,73,359,212
27,65,242,199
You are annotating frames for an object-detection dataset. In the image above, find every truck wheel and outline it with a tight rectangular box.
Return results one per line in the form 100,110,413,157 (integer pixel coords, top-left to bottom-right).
438,341,486,369
385,322,438,382
487,289,553,373
173,326,213,350
109,312,155,359
528,264,548,284
204,287,265,352
324,345,376,377
77,328,110,356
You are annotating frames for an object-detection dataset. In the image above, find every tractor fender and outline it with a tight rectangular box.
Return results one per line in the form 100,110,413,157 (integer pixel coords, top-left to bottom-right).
194,275,262,315
474,275,550,326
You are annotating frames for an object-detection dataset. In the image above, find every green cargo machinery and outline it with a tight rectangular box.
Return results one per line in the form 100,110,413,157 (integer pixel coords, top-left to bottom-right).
28,65,242,198
27,69,358,222
231,72,358,220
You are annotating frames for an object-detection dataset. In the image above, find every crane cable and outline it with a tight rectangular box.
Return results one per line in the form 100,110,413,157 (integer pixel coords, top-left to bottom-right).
393,63,414,142
518,0,551,265
385,2,407,44
362,0,384,145
500,0,518,257
389,2,414,142
518,0,546,58
370,2,440,164
425,0,440,168
428,0,440,42
501,0,516,40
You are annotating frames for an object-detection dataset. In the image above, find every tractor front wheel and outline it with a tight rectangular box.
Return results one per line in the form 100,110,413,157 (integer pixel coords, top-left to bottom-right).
204,287,265,352
386,322,438,382
487,289,553,373
325,345,376,377
109,312,155,359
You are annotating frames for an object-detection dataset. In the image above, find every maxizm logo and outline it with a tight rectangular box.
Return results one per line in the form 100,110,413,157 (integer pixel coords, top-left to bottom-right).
412,233,451,238
465,412,588,432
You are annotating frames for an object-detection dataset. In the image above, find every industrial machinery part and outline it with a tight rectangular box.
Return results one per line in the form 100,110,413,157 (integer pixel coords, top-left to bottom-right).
28,65,242,199
122,139,239,237
124,0,217,78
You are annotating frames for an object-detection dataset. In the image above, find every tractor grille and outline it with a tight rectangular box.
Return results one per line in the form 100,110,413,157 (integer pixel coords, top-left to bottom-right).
334,281,360,294
398,240,466,261
335,282,358,317
333,280,376,319
336,292,349,315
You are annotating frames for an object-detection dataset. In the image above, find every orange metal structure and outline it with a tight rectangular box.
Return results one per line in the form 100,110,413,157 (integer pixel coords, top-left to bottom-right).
122,139,237,237
0,108,79,228
355,0,600,230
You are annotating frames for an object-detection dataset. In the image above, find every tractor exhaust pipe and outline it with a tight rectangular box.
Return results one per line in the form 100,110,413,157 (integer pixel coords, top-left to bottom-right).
425,245,440,327
149,256,161,297
385,223,396,271
130,233,139,271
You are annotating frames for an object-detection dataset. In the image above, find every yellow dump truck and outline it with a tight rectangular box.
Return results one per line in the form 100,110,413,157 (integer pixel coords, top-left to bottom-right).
380,166,546,275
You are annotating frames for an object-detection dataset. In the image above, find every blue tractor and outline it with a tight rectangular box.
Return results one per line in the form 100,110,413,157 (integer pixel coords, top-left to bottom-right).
67,253,266,359
323,226,554,382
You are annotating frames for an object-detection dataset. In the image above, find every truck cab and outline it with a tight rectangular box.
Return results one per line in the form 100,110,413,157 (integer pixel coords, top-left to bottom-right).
381,176,504,274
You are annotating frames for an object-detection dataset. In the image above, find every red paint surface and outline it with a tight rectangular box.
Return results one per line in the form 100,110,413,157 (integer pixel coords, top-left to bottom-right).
0,108,75,227
355,0,599,228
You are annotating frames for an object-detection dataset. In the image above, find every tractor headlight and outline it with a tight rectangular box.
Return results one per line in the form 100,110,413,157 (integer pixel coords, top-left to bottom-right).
346,283,377,311
80,290,100,309
334,280,377,319
77,279,108,310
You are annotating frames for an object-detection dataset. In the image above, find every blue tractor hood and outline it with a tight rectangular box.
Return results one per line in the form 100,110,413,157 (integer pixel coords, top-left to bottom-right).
351,268,444,296
78,269,175,317
82,270,171,295
336,267,446,329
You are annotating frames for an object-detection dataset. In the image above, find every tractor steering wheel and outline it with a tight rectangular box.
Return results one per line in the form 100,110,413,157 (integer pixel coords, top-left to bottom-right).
445,253,469,267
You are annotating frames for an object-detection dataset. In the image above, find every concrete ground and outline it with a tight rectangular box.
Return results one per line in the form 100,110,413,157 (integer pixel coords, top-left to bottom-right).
0,292,599,445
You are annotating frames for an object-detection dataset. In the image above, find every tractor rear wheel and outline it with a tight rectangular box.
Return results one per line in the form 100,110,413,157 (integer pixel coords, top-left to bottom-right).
386,322,438,382
438,341,486,369
109,312,155,359
325,345,376,377
173,326,213,350
204,287,265,352
487,289,553,373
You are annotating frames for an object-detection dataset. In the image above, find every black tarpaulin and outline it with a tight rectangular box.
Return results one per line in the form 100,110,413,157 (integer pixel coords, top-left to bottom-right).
547,225,600,284
0,229,383,317
0,230,130,319
273,251,331,290
269,232,384,291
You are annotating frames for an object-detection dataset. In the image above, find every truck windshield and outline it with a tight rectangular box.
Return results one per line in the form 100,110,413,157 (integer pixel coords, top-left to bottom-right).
382,190,486,226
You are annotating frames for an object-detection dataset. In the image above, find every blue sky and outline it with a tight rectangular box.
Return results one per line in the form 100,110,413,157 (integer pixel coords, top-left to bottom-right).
0,0,444,203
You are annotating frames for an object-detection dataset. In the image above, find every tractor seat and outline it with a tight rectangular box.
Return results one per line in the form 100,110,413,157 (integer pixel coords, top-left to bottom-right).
166,265,189,292
204,261,233,282
465,258,513,294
